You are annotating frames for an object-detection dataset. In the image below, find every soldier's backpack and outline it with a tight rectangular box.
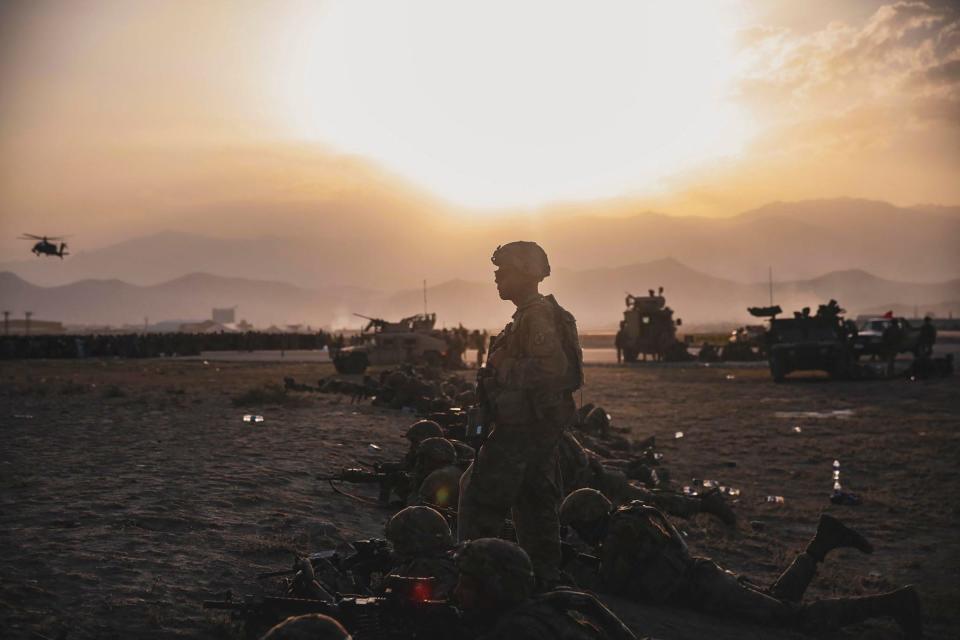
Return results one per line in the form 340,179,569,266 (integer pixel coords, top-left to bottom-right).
545,294,585,392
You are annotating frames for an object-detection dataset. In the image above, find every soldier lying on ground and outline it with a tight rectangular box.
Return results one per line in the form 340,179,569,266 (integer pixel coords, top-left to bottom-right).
559,431,736,525
287,540,397,600
454,537,638,640
259,613,351,640
573,404,637,456
412,437,466,510
384,506,460,601
288,507,459,602
559,489,922,639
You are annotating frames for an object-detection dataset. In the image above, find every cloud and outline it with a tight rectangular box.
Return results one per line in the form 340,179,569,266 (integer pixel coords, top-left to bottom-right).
653,1,960,215
738,2,960,119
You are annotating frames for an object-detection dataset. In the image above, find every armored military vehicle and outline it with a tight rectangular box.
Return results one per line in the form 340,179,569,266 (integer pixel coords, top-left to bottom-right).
750,301,856,382
720,324,767,361
332,313,450,374
615,288,691,362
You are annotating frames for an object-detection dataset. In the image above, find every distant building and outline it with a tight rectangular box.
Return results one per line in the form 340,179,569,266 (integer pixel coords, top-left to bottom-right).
3,319,64,335
212,307,236,324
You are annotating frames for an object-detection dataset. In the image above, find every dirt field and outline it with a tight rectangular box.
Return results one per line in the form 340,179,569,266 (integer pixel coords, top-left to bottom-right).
1,359,958,639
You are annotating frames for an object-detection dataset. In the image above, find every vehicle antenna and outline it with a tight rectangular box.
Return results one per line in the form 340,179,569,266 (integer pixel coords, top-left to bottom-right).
423,279,428,315
768,266,774,306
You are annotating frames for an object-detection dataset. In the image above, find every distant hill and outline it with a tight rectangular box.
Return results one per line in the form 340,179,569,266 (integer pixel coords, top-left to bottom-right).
1,198,958,289
3,260,957,330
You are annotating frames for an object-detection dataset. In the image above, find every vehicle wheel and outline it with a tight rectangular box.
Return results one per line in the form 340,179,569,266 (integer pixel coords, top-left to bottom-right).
830,355,852,380
334,351,369,375
770,354,787,382
623,348,639,363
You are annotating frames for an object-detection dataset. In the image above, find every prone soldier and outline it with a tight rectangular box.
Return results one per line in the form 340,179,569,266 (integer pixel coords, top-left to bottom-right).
384,506,460,601
259,613,351,640
558,430,735,525
559,489,922,638
412,437,465,510
454,537,636,639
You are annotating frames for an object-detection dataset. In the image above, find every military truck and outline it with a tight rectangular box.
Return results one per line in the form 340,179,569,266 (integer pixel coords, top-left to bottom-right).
615,289,691,362
750,301,856,382
853,316,923,360
332,313,450,374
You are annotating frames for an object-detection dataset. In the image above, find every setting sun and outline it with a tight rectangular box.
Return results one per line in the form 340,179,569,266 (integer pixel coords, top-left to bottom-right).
276,0,750,208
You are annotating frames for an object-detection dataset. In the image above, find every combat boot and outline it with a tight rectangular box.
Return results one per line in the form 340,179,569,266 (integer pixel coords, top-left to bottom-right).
699,488,736,526
805,514,873,561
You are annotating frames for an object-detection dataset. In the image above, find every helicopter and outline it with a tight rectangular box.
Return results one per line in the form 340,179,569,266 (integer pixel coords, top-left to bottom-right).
18,233,70,258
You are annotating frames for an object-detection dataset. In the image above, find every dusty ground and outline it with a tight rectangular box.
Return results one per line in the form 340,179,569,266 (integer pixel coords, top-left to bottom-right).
1,359,957,639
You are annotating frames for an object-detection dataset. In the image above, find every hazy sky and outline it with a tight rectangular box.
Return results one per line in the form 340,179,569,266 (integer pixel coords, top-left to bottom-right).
1,0,958,252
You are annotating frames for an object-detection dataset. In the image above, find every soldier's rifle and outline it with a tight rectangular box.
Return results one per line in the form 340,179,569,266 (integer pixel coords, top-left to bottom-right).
561,541,601,570
464,366,495,451
317,463,410,505
256,539,398,597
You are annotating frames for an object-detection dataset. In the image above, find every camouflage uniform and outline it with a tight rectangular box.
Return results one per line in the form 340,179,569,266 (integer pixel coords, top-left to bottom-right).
566,496,920,637
459,286,582,583
455,538,635,640
384,506,459,601
558,431,729,523
389,551,460,602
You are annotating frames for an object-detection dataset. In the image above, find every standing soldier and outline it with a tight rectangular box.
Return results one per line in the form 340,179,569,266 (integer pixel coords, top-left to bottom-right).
472,329,487,367
919,316,937,357
458,241,584,587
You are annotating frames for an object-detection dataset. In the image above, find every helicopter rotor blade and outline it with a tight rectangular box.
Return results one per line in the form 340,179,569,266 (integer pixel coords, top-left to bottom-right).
19,234,44,240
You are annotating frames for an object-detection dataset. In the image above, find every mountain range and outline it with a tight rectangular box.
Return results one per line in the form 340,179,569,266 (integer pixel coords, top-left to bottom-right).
3,259,957,331
2,198,958,291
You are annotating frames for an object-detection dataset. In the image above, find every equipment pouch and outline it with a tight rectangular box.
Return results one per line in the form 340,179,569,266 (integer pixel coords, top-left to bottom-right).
492,389,536,425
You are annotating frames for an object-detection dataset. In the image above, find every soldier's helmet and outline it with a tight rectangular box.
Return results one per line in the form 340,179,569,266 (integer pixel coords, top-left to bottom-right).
416,437,458,468
456,538,535,607
385,506,453,556
582,406,611,434
418,465,463,508
405,420,443,443
491,241,551,281
259,613,351,640
386,370,409,389
560,488,612,527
